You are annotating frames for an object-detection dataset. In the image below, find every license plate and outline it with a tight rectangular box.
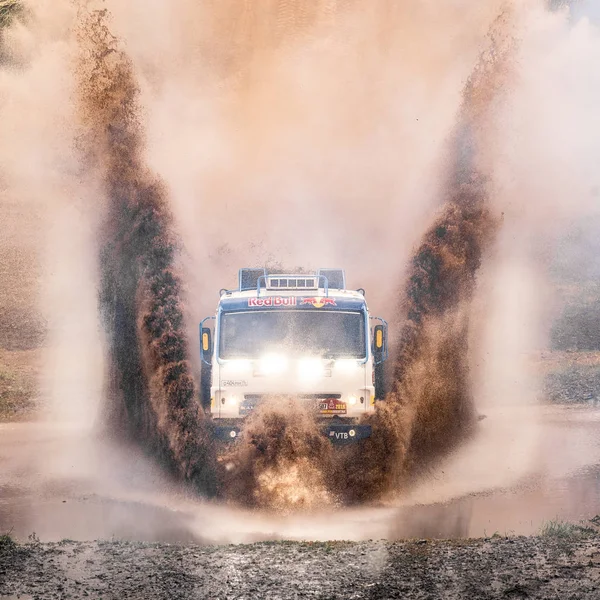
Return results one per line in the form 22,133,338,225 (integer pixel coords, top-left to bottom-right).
319,398,347,415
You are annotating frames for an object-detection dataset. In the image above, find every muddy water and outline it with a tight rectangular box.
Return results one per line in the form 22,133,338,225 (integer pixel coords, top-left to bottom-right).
1,405,599,543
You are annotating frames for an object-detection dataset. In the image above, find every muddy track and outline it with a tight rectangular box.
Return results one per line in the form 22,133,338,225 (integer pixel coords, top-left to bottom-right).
1,536,600,599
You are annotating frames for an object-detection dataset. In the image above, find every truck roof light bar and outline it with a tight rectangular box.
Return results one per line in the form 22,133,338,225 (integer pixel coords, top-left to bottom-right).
267,276,318,290
238,268,345,295
256,274,330,297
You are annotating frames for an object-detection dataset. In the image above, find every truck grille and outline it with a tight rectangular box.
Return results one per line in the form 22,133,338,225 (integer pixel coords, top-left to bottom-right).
243,394,342,401
240,393,342,416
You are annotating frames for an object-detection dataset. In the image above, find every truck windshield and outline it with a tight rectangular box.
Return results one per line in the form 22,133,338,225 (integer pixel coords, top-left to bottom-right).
219,310,366,359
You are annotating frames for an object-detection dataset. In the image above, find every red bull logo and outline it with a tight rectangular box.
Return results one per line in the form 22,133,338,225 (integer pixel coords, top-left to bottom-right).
248,296,297,307
301,297,337,308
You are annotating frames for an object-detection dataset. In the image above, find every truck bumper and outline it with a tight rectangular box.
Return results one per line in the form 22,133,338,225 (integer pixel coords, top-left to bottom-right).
324,423,372,444
214,424,242,442
213,421,371,444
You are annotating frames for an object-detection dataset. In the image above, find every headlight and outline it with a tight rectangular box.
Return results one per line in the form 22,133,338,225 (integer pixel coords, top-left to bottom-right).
259,354,289,375
348,395,358,406
297,358,325,381
227,396,239,406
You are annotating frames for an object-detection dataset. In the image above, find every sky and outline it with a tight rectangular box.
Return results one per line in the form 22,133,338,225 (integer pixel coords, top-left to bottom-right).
570,0,600,20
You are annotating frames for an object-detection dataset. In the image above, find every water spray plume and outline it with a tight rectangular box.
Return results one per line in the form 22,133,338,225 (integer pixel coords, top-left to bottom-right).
395,192,499,465
67,0,524,511
76,8,217,495
329,8,517,504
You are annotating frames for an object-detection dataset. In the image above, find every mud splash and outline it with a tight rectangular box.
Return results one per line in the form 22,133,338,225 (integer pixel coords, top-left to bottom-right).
394,188,499,463
76,9,217,495
222,398,335,511
74,4,505,509
328,185,499,505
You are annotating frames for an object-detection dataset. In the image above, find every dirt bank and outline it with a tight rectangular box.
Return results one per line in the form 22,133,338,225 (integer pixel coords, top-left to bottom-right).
1,534,600,599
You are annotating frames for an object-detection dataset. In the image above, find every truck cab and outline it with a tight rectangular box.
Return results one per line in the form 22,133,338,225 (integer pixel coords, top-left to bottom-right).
200,268,387,443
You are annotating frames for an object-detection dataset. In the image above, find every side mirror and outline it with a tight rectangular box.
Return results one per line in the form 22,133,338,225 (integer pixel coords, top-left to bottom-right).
200,327,212,365
373,324,386,364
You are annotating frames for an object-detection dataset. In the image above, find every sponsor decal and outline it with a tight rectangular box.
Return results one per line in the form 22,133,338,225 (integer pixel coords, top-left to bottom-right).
248,296,297,307
301,297,337,308
329,430,355,440
319,398,347,415
221,380,248,387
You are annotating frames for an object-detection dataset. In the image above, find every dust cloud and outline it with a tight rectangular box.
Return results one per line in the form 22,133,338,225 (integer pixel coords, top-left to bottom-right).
0,0,599,530
0,0,104,427
103,0,507,319
93,0,511,509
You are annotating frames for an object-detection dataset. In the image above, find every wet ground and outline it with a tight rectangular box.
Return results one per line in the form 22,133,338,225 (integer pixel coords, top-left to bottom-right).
1,404,600,544
2,535,600,599
1,404,600,599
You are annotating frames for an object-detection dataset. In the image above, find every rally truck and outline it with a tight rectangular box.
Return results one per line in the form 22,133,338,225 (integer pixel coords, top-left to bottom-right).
199,268,388,443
